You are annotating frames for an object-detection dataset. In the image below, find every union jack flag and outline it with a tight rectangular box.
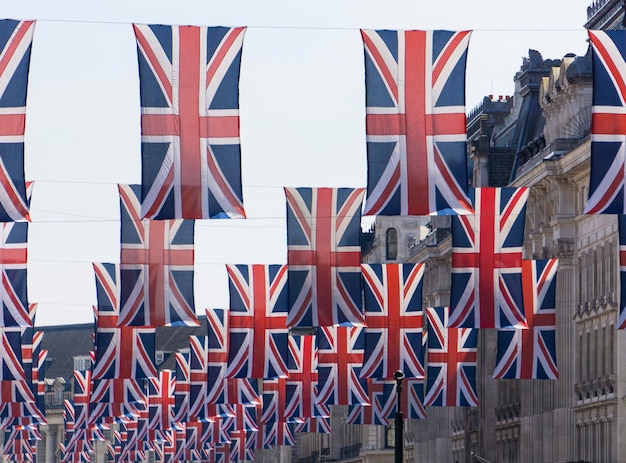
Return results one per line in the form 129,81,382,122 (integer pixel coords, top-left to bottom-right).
35,345,47,414
360,29,472,217
89,378,146,424
148,370,176,441
0,220,29,327
228,429,256,462
346,378,394,425
424,307,477,407
293,417,331,434
0,327,24,380
226,264,289,378
93,263,156,380
118,184,198,327
285,187,365,327
225,404,258,432
0,380,34,403
0,401,46,428
260,378,286,424
188,335,210,421
262,422,295,448
173,351,190,426
284,335,329,419
619,215,626,329
205,309,261,407
494,259,559,380
133,24,246,220
584,30,626,214
0,20,35,223
316,326,369,405
360,263,425,379
397,379,426,419
449,187,529,328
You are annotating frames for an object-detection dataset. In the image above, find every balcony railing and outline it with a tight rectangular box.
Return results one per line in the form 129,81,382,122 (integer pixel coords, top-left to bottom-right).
339,443,361,460
44,391,73,409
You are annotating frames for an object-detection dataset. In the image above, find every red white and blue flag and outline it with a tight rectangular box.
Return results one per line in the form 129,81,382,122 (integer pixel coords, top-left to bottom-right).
360,263,425,379
188,335,210,421
494,259,559,380
205,308,261,407
285,187,365,327
294,417,331,434
260,378,286,425
424,307,477,407
133,24,246,220
118,184,198,327
450,187,529,328
284,335,329,420
0,20,35,223
346,378,394,425
360,29,472,217
316,326,369,406
0,220,30,327
0,327,24,380
226,264,289,379
584,31,626,214
148,370,176,442
262,422,295,448
173,351,190,427
89,378,146,424
92,263,157,380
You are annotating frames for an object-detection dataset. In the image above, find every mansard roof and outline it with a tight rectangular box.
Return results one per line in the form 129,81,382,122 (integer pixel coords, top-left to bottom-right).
39,316,209,380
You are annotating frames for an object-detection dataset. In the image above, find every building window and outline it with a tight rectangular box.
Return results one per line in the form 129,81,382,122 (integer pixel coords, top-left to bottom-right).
386,228,398,260
155,351,166,365
73,355,91,372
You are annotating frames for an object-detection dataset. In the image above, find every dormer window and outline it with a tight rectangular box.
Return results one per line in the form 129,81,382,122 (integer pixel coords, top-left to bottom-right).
386,228,398,260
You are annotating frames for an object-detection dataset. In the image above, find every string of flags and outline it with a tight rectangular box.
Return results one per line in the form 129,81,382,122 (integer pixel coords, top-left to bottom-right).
0,14,623,463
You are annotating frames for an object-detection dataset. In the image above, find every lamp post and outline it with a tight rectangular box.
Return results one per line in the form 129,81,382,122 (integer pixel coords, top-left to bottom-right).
394,370,405,463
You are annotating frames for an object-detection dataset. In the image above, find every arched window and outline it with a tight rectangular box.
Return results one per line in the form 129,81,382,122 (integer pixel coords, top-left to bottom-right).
386,228,398,260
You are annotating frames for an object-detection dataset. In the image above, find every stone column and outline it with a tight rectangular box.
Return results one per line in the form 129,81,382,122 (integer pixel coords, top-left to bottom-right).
45,428,56,463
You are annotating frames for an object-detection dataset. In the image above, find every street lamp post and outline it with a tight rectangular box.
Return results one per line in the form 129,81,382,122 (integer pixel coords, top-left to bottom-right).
394,370,405,463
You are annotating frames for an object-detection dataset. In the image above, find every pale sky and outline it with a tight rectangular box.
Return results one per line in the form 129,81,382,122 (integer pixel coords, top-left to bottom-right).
1,0,592,326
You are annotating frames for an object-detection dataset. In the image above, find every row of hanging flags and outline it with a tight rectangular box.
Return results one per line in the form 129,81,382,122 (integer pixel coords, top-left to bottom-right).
0,15,623,462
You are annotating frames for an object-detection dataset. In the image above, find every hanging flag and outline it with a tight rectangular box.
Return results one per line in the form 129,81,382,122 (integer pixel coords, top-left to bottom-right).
226,264,289,379
262,422,295,448
133,24,246,220
260,378,286,425
0,221,29,327
360,263,425,379
397,379,426,420
285,187,365,327
284,334,329,420
316,326,369,406
494,259,559,380
0,20,35,223
0,327,25,380
118,184,198,327
93,263,157,380
89,378,146,424
148,370,176,442
424,307,477,407
360,29,472,217
346,378,394,425
188,335,210,422
228,429,256,462
173,351,190,427
205,308,261,407
293,417,331,434
449,187,529,328
584,30,626,214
